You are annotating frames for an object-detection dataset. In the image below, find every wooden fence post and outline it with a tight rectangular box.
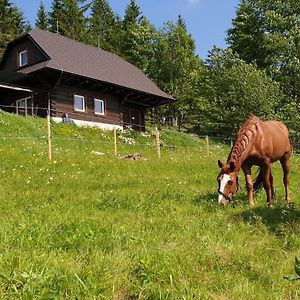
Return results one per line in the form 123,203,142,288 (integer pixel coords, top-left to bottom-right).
156,126,161,159
205,135,209,157
47,110,52,161
114,126,118,156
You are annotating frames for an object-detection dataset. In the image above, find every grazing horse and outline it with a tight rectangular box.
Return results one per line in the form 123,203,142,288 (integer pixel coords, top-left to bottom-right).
217,114,292,208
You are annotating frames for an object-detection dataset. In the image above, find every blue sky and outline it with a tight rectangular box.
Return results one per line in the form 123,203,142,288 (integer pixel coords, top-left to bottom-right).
12,0,240,60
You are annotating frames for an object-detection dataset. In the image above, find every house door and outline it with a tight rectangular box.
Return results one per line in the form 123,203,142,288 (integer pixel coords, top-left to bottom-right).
129,109,141,130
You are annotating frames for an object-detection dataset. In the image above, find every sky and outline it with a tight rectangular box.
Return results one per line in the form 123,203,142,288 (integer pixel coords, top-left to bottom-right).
12,0,240,60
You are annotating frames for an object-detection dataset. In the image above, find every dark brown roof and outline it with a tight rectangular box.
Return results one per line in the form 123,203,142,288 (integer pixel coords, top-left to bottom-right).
20,29,173,101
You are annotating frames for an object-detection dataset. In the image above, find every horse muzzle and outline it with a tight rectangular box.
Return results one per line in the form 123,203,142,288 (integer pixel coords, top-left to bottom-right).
218,190,232,205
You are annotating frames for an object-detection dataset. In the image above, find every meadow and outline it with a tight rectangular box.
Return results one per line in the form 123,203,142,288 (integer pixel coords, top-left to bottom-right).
0,110,300,299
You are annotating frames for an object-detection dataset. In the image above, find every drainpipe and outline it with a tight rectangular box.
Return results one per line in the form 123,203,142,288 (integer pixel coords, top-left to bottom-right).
48,69,64,118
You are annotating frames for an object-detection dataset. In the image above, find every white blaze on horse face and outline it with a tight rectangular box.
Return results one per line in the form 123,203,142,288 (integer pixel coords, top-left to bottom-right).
218,174,231,203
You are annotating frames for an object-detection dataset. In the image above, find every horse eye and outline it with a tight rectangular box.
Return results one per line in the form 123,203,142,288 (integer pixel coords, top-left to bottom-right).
228,180,234,186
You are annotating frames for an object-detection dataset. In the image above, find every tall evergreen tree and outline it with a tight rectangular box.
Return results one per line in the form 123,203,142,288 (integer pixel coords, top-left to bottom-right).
149,16,205,128
49,0,64,33
88,0,121,52
49,0,89,42
123,0,143,27
0,0,29,58
119,1,156,72
35,1,49,30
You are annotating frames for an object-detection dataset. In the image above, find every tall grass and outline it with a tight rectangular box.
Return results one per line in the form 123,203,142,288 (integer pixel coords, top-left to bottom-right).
0,110,299,299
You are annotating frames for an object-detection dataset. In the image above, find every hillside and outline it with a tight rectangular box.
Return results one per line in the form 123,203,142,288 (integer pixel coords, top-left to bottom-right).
0,111,300,299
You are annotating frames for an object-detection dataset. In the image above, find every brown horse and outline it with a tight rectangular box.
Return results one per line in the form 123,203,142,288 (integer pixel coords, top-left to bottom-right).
217,114,292,208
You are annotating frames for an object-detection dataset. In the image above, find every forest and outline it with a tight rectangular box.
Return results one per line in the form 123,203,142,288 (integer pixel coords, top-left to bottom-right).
0,0,299,138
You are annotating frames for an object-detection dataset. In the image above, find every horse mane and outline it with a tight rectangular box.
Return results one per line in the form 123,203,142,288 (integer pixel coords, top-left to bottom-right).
228,114,260,170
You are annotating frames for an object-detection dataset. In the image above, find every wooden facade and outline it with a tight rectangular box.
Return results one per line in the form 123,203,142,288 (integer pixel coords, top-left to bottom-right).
52,83,122,126
0,29,173,131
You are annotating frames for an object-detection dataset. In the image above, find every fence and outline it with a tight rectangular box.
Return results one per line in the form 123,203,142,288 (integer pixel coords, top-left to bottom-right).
0,104,299,162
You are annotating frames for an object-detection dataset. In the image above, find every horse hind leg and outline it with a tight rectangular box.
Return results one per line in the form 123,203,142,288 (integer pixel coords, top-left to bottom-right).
280,153,291,205
269,170,275,200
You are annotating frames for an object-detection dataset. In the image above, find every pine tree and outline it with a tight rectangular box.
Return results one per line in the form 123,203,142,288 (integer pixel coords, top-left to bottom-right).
0,0,29,58
118,0,157,72
89,0,121,52
35,1,49,30
148,16,205,128
123,0,143,27
49,0,89,42
49,0,64,33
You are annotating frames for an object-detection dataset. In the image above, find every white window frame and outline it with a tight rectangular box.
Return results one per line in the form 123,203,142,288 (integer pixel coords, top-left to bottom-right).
74,94,85,112
94,98,105,115
19,50,28,67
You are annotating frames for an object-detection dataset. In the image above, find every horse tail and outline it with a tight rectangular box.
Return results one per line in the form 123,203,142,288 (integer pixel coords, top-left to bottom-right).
253,168,264,192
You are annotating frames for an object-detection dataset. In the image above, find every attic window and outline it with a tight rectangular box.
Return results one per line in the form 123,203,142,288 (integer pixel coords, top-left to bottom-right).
19,50,28,67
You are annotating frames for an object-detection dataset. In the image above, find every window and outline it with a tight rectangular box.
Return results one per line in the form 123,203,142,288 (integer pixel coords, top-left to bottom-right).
19,50,28,67
74,94,85,112
94,98,105,115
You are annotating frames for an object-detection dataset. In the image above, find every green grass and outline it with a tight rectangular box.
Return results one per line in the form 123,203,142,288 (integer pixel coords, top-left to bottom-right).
0,110,300,299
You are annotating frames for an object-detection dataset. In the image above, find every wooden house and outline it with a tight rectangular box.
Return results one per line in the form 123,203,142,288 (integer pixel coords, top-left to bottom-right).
0,29,174,130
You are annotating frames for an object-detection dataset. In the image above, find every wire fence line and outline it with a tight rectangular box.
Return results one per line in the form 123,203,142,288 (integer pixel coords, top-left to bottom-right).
0,127,298,163
0,104,299,160
0,103,268,132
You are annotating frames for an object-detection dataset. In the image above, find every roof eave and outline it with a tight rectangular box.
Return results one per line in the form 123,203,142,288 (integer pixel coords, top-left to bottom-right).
21,66,175,103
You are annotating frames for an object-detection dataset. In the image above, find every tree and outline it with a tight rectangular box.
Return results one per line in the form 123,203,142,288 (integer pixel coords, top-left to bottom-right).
35,1,49,30
227,0,267,68
121,17,157,72
49,0,89,42
0,0,29,58
196,48,283,135
148,16,205,129
118,1,158,73
227,0,300,103
123,0,143,27
49,0,64,33
88,0,121,52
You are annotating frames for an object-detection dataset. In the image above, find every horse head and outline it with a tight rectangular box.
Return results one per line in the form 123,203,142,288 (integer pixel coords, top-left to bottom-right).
217,160,239,206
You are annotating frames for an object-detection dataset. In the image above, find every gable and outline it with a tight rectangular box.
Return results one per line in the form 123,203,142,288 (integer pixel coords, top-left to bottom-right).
0,35,49,73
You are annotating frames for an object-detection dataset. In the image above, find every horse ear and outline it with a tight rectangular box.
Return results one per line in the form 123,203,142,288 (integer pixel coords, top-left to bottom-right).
218,160,223,168
229,161,235,172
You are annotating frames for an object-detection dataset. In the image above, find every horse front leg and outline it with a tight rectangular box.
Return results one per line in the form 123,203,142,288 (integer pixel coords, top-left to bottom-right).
262,162,273,208
280,153,291,205
242,165,254,207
